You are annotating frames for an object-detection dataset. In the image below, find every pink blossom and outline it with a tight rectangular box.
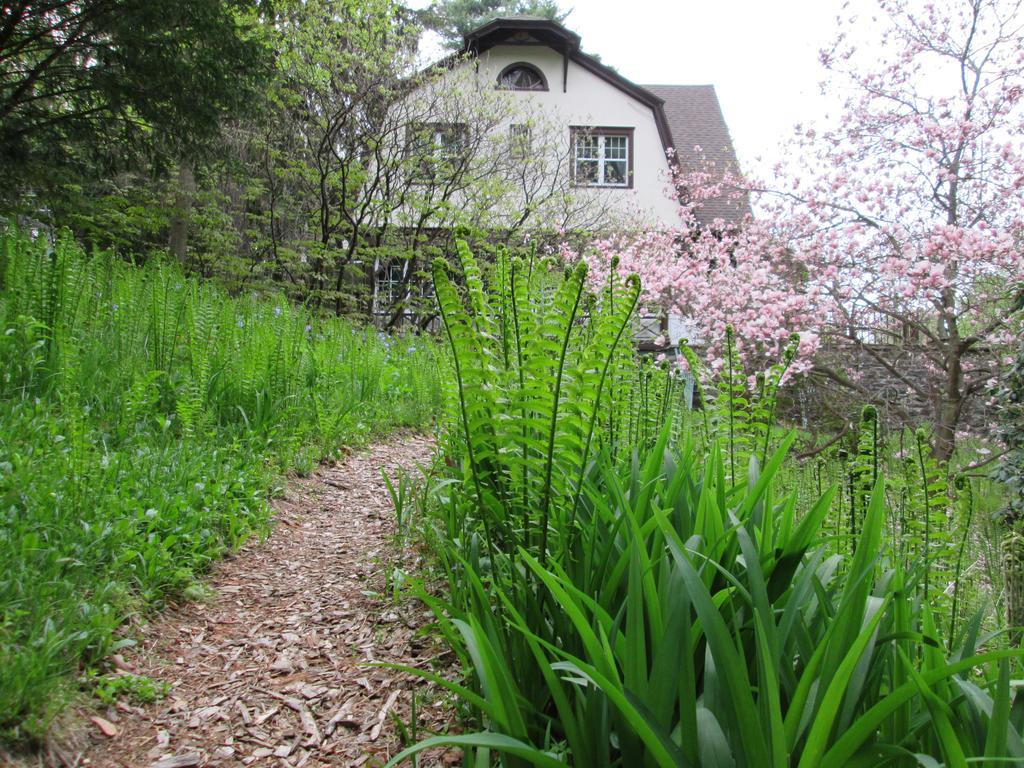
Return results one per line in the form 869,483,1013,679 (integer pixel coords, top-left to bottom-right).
561,0,1024,434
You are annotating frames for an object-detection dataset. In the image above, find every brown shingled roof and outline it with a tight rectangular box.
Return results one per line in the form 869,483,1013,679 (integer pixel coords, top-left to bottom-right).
643,84,751,226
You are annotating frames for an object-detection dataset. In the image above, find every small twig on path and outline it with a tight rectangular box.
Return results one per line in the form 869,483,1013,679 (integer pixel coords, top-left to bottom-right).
369,689,402,741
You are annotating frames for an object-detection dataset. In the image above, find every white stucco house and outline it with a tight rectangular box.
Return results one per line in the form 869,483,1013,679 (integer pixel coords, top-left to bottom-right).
414,15,746,226
375,15,747,341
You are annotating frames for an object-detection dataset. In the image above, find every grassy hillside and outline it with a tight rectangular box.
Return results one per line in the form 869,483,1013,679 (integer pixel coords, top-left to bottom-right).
0,229,446,743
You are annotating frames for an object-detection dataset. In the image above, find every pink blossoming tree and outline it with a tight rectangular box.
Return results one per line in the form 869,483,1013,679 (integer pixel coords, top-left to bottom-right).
567,0,1024,460
560,165,824,377
786,0,1024,459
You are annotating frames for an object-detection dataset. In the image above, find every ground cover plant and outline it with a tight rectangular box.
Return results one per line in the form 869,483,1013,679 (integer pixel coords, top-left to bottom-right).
0,229,446,743
388,241,1022,766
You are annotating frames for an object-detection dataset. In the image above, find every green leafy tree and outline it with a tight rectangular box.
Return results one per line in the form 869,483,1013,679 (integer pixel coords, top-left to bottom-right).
6,0,604,317
206,0,611,319
0,0,271,203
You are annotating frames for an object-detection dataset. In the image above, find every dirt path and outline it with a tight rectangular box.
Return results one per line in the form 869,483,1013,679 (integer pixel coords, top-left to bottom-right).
59,434,455,768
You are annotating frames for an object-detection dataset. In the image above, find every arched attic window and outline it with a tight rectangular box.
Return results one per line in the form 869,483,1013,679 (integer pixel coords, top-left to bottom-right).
496,62,548,91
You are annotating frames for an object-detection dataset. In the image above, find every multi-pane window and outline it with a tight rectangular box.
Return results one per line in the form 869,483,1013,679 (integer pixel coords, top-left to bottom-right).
496,63,547,91
374,262,406,314
374,262,434,316
572,128,632,187
406,123,468,181
509,123,532,158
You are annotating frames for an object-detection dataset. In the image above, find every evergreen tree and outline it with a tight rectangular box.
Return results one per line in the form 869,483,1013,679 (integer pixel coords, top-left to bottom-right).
418,0,568,48
0,0,272,202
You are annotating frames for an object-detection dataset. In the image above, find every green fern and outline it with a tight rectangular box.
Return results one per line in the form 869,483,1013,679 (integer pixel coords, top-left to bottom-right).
850,405,880,546
432,239,643,566
911,427,953,604
683,330,799,483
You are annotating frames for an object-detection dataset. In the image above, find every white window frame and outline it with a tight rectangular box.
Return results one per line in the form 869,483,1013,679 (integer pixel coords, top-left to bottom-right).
496,62,548,91
509,123,532,159
571,127,633,188
406,122,468,182
374,262,407,315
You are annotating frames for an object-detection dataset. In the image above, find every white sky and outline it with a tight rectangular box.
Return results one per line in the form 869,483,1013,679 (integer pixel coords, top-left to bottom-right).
409,0,851,174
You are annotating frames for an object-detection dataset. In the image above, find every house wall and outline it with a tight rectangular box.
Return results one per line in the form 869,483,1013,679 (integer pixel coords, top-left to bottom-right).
475,46,681,228
408,45,682,230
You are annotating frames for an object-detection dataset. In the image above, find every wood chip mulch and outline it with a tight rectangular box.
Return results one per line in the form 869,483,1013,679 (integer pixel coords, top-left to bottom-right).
46,434,459,768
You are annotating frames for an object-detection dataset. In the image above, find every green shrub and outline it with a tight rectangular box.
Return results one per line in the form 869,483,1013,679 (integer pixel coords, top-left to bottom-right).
994,329,1024,643
405,435,1024,766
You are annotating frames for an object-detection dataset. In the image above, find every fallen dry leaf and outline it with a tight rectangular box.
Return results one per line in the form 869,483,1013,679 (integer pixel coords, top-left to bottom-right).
150,754,201,768
89,715,118,738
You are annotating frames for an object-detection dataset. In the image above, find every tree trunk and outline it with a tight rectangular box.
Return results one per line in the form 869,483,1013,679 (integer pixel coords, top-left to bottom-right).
168,159,196,264
932,343,963,462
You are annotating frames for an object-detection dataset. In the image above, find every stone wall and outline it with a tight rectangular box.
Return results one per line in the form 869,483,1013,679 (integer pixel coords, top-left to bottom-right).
781,343,994,434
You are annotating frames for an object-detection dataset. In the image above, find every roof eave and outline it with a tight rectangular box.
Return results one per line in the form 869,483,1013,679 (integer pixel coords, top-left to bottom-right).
568,52,676,160
461,17,581,55
450,18,679,162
